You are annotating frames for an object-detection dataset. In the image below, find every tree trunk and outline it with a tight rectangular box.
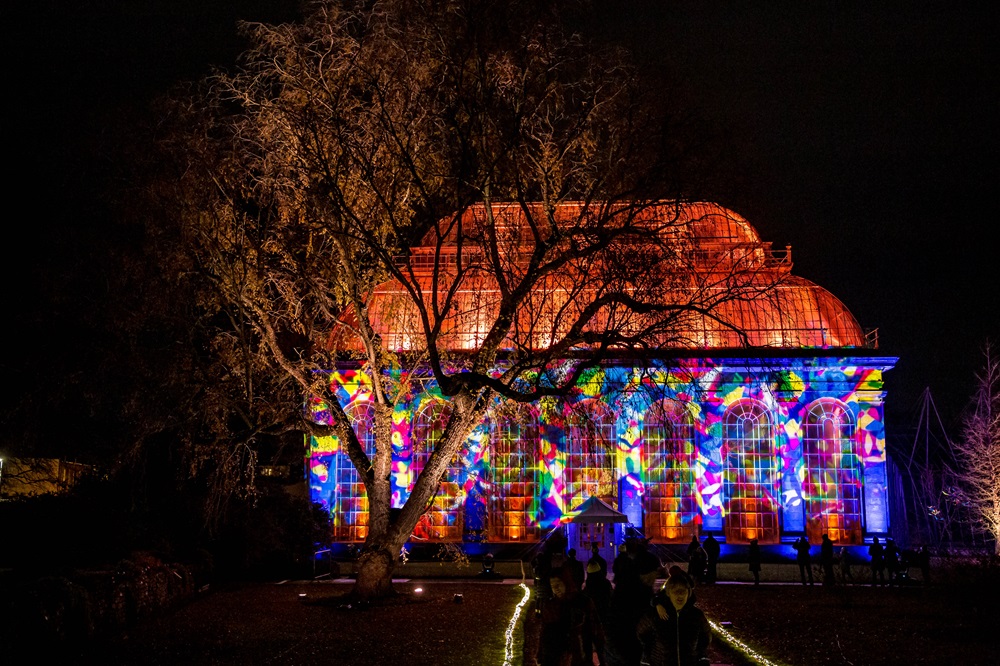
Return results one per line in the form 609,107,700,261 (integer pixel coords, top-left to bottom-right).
350,392,490,601
353,542,398,600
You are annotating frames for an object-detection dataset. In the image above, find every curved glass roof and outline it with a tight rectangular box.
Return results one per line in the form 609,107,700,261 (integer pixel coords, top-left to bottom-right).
337,202,867,353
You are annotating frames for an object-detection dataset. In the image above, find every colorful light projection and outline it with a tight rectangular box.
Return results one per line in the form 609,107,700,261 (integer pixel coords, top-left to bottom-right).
308,356,892,545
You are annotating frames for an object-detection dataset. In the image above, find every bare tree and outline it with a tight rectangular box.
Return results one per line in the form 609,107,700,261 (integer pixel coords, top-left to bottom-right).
951,342,1000,555
148,0,782,599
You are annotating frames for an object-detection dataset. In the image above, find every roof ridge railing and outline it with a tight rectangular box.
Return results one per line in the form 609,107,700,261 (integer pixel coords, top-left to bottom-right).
768,244,793,268
864,328,880,349
396,241,794,272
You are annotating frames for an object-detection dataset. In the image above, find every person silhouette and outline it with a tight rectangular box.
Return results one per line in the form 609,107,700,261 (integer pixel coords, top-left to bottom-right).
589,542,608,579
884,538,900,586
688,544,708,585
537,567,604,666
839,546,853,584
685,534,701,562
604,537,662,666
582,560,612,666
748,538,761,585
566,547,585,592
820,534,835,586
868,537,885,586
794,536,814,586
703,533,721,584
917,545,931,585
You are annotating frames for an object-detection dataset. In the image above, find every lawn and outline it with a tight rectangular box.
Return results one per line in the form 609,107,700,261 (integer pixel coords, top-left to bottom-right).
56,560,1000,666
695,578,1000,666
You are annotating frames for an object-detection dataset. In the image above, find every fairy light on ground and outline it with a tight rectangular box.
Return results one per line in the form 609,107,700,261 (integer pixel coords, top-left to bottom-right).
502,583,531,666
709,619,784,666
495,583,776,666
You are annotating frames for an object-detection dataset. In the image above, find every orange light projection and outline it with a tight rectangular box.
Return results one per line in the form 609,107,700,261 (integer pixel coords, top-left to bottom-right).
334,202,867,354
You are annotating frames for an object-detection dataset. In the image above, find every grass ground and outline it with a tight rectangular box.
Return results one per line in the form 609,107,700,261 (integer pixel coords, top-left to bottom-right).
61,559,1000,666
696,579,1000,666
74,579,519,666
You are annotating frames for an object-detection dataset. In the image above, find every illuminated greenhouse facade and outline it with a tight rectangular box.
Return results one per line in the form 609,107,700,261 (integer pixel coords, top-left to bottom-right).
308,202,897,549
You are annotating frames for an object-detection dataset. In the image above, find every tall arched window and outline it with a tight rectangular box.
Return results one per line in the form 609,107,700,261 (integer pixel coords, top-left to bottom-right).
723,401,779,544
802,400,862,544
488,408,539,542
643,400,698,543
331,401,377,542
410,399,464,541
565,403,616,512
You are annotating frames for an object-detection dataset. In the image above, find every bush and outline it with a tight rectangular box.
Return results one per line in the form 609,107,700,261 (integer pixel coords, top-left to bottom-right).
210,486,331,581
0,552,199,653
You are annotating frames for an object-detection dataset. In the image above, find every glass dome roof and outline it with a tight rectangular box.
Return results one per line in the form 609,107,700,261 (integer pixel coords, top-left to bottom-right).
334,202,868,353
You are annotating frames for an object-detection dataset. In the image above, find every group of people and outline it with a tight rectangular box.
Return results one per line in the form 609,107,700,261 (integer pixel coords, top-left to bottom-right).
532,533,711,666
530,532,932,665
790,534,840,586
683,534,720,585
783,535,932,587
867,537,932,586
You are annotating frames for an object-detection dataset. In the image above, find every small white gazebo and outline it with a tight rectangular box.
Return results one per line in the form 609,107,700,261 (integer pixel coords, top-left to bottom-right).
566,496,629,573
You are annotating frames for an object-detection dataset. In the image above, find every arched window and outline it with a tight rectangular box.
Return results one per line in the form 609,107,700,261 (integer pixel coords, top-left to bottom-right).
410,399,464,541
723,401,779,544
565,403,616,512
642,400,698,543
802,400,862,544
488,408,539,542
331,401,377,542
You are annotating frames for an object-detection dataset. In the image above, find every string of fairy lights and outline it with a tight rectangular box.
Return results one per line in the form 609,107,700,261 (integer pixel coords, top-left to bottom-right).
503,583,531,666
500,587,782,666
708,618,783,666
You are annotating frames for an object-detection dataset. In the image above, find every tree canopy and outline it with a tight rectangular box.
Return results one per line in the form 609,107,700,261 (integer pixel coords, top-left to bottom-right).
953,344,1000,554
143,0,779,597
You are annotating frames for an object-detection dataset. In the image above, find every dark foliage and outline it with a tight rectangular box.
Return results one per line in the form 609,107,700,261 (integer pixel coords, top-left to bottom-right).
210,485,333,581
0,470,330,582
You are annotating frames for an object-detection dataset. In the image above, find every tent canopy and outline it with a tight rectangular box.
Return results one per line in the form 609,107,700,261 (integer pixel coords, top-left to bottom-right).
568,496,628,523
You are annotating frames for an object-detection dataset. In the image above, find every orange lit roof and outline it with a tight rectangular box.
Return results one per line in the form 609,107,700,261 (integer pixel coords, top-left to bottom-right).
333,202,867,353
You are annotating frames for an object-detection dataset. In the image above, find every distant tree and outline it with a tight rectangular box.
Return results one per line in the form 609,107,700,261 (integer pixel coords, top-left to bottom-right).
149,0,781,600
951,343,1000,555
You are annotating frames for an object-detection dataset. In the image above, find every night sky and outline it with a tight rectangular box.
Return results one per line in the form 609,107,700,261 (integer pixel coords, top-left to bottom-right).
607,2,999,429
4,1,997,441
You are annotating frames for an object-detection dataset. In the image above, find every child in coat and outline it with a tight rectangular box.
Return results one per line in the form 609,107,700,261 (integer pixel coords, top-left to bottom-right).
636,566,711,666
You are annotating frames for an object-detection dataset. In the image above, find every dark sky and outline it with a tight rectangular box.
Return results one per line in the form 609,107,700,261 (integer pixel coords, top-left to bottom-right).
600,1,999,429
4,1,997,437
